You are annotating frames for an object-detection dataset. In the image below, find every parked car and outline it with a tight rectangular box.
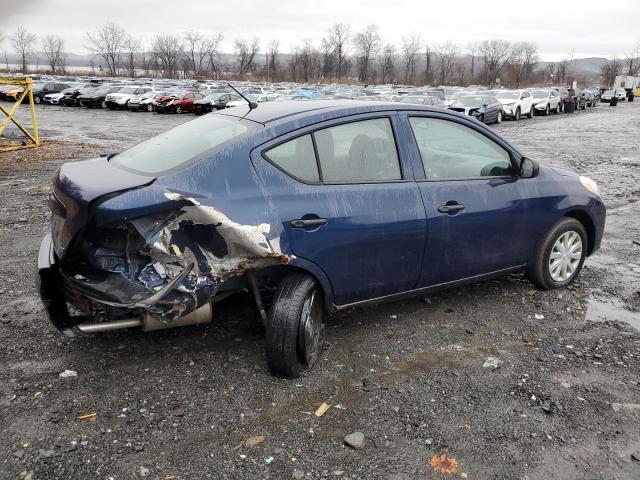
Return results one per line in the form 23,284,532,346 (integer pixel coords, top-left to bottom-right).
32,82,70,104
551,87,571,111
128,91,163,112
61,85,98,107
398,95,445,107
78,85,123,108
529,89,562,115
105,86,153,109
601,88,626,102
580,90,597,107
0,85,25,101
43,87,78,105
495,90,534,120
156,91,205,113
447,94,503,123
36,100,605,377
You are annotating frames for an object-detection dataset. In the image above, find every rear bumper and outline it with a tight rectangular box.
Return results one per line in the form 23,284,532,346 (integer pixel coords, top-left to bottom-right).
36,228,83,333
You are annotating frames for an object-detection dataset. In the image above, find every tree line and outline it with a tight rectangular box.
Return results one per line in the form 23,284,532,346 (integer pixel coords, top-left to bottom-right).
2,23,640,87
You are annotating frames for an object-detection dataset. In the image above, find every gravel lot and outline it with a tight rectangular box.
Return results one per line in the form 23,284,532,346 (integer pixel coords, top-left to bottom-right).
1,102,639,480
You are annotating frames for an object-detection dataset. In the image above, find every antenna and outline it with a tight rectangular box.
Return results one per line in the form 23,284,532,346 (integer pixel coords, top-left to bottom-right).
227,83,258,110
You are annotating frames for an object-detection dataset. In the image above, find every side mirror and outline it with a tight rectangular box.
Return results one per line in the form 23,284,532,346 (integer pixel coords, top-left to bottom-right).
520,157,539,178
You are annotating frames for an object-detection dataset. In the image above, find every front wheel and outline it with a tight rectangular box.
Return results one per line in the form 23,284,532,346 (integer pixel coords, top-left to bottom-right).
175,105,182,114
496,111,502,124
555,103,561,114
527,105,534,118
544,105,550,116
527,217,587,289
266,273,325,377
514,108,521,121
101,100,107,109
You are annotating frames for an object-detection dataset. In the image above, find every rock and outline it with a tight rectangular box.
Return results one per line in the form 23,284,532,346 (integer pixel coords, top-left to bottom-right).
292,470,305,479
344,432,365,449
39,449,55,458
13,449,25,459
483,357,503,369
612,403,640,412
59,370,78,378
541,400,556,414
465,328,474,335
534,314,545,320
134,444,144,452
173,408,185,417
139,466,150,477
631,452,640,462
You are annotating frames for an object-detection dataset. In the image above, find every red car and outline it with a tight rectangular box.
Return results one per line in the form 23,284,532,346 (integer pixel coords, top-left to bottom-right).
155,91,204,114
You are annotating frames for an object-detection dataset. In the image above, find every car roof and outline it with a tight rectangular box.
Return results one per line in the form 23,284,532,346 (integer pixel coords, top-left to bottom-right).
219,99,437,125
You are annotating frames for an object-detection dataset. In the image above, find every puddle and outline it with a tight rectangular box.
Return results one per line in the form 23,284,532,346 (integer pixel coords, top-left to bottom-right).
585,297,640,331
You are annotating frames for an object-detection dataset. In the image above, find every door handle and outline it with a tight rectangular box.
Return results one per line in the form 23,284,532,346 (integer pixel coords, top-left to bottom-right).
290,218,328,228
438,204,465,214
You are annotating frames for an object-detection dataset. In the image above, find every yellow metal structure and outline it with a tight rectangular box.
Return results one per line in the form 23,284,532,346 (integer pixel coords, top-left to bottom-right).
0,77,40,152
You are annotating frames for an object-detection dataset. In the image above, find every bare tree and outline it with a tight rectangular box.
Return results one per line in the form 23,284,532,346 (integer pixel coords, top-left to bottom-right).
123,35,140,77
204,33,224,78
380,44,396,84
327,23,350,79
510,42,539,87
41,34,65,74
467,42,479,80
86,22,127,76
434,41,459,85
424,45,434,85
401,33,422,84
11,26,37,73
183,30,207,77
266,39,280,80
625,40,640,75
600,57,622,87
479,39,511,85
234,38,260,77
152,34,184,78
353,24,381,83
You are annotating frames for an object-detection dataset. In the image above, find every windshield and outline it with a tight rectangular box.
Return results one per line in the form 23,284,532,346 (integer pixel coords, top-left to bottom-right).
117,87,138,94
531,90,549,99
110,115,257,175
496,92,520,100
452,96,483,107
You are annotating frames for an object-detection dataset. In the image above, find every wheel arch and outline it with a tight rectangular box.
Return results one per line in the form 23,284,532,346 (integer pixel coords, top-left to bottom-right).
563,209,596,256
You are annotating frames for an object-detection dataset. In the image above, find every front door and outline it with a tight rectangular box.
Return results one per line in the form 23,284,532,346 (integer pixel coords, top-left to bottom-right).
252,115,427,305
405,114,533,286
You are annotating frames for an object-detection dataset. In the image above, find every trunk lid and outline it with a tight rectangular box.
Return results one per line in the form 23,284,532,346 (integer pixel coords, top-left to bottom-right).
50,157,155,258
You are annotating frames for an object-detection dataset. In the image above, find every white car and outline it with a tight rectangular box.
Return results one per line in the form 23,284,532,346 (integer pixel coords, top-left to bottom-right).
43,88,74,105
495,89,535,120
601,88,626,102
105,86,154,109
529,88,562,115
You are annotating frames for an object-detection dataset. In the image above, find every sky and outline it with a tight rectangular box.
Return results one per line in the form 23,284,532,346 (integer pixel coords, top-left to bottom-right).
2,0,639,61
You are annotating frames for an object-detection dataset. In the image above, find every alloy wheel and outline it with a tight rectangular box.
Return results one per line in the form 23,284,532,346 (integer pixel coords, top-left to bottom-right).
549,231,583,282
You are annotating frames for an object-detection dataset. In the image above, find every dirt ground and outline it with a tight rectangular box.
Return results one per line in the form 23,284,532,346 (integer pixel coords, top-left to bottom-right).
1,102,639,480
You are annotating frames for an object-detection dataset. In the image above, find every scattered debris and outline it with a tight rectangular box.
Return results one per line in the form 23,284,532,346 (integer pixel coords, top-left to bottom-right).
541,400,556,414
292,470,305,479
483,357,504,369
59,370,78,378
264,456,275,464
76,413,96,420
344,432,365,449
612,403,640,412
430,453,459,474
139,466,150,477
534,314,545,320
315,402,332,417
232,435,265,451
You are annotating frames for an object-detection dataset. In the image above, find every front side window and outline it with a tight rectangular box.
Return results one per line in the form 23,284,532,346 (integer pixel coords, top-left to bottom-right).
409,117,514,180
315,118,401,182
111,115,256,175
264,134,319,182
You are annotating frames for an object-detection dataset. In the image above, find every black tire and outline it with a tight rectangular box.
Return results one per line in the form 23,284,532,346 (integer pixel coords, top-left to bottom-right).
34,96,41,104
555,103,561,114
175,105,182,114
101,100,107,109
514,108,521,121
527,217,588,290
266,273,325,377
146,103,154,112
544,104,550,116
496,111,502,124
527,105,534,118
478,114,485,123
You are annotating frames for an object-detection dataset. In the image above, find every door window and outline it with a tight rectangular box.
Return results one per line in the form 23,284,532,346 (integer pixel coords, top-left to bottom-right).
264,134,319,182
409,117,514,180
314,118,401,182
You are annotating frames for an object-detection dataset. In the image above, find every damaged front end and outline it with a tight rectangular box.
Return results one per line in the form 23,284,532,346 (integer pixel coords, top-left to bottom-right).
37,161,289,334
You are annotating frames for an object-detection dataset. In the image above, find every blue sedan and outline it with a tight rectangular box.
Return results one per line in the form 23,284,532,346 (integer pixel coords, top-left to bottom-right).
37,100,606,377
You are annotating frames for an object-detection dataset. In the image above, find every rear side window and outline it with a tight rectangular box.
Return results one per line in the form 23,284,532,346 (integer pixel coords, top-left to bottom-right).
315,118,401,182
264,135,319,182
111,115,256,175
409,117,513,180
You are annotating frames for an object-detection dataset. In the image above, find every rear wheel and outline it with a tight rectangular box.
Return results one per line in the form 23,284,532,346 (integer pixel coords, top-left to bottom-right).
527,217,587,289
496,111,502,124
266,273,325,377
555,103,561,114
175,105,182,114
527,105,534,118
34,96,41,104
101,100,107,109
146,103,154,112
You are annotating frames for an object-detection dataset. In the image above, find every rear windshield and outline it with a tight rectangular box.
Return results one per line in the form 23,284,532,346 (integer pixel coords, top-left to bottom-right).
110,115,258,175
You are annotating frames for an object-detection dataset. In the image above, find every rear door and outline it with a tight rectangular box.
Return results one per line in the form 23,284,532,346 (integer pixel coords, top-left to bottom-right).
403,113,534,286
251,113,427,305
